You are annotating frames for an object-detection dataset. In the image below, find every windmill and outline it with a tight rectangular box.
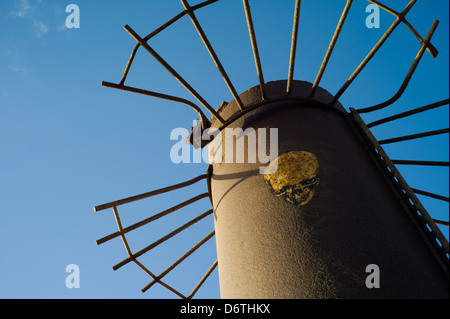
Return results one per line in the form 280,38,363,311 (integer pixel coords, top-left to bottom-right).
94,0,449,298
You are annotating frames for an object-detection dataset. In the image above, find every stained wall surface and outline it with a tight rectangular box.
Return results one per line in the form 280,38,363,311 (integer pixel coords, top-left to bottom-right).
210,81,448,298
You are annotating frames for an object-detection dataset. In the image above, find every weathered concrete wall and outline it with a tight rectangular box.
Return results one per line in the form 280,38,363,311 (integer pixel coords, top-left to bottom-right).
210,80,448,299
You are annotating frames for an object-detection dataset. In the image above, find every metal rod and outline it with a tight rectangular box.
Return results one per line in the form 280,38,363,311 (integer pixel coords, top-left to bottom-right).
330,0,417,104
367,99,449,128
190,0,221,13
120,1,220,87
243,0,267,100
378,128,449,145
101,81,211,129
120,10,191,85
108,192,190,298
286,0,301,95
133,259,187,299
181,0,245,111
113,209,214,271
124,24,225,124
131,259,158,281
412,188,449,202
141,230,215,292
350,108,449,260
142,0,220,42
96,193,209,245
187,259,218,299
120,44,140,85
392,160,449,167
310,0,353,98
112,207,133,257
433,219,449,227
143,11,186,42
356,20,439,114
94,173,207,212
367,0,438,58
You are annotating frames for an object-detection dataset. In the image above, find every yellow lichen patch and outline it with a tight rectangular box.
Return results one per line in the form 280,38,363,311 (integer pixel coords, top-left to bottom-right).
264,151,319,205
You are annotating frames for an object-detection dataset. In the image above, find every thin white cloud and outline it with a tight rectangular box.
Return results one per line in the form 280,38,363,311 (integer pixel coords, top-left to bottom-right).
10,0,50,38
33,19,49,37
57,23,68,32
9,64,30,74
10,0,33,18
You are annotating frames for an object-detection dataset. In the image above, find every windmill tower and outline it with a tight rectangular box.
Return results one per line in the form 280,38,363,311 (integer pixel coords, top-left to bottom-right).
94,0,449,298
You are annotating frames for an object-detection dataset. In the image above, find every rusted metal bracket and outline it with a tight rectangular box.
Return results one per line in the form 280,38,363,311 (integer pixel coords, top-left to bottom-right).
367,0,439,58
350,108,449,275
356,20,439,113
94,173,217,298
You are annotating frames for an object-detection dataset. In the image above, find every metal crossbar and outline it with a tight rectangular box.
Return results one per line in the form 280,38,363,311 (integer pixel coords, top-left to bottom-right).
105,0,225,125
104,208,215,298
286,0,302,96
392,160,449,167
181,0,245,111
95,173,217,298
96,193,209,245
367,0,439,58
113,209,214,271
94,173,207,212
243,0,267,100
310,0,353,98
356,20,439,113
102,81,211,129
412,188,449,202
124,24,225,123
141,230,215,293
378,128,449,145
120,0,219,85
367,99,449,128
331,0,418,104
111,206,187,298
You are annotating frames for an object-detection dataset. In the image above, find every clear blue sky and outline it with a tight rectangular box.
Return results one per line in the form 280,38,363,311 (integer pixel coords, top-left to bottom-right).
0,0,448,299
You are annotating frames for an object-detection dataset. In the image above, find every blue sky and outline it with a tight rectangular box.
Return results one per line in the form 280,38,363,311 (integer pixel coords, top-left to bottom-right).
0,0,448,299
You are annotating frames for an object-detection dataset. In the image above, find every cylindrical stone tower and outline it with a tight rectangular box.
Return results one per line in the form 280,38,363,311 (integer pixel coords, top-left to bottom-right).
209,80,448,299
